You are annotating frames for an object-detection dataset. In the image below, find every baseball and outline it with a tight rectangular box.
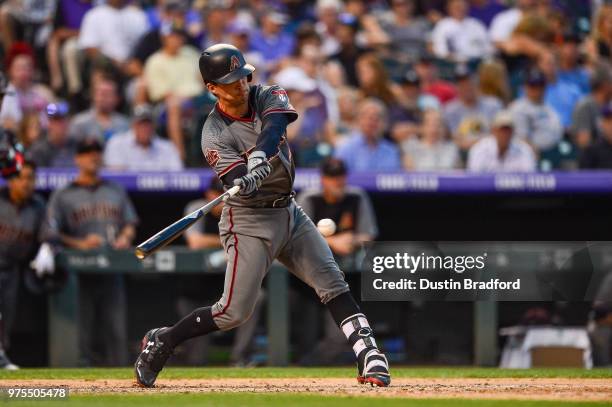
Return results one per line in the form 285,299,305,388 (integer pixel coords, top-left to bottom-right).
317,218,336,237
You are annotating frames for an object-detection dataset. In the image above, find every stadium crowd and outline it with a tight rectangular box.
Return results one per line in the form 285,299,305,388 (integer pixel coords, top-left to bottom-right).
0,0,611,172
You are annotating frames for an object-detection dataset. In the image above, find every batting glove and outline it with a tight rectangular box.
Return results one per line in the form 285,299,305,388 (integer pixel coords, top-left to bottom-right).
234,173,261,198
247,150,272,181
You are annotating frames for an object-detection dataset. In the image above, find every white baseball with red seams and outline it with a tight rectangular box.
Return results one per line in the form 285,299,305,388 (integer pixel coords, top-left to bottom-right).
317,218,337,237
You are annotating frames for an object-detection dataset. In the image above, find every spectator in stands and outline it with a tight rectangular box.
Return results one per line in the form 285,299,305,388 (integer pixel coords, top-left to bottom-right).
585,5,612,66
536,52,583,129
579,103,612,169
296,157,377,365
78,0,149,71
557,32,590,95
0,160,45,370
334,98,402,171
17,112,41,149
274,67,331,167
443,65,503,151
328,13,369,88
572,66,612,149
468,0,507,27
333,87,361,142
509,69,563,156
46,0,93,95
431,0,493,62
403,110,460,170
249,9,294,67
377,0,430,65
414,54,457,104
477,59,512,103
68,75,129,144
467,110,536,172
0,47,52,132
28,102,76,168
356,53,410,126
489,0,535,49
144,22,202,159
104,105,183,171
0,0,55,52
127,0,195,82
396,69,441,121
199,2,232,50
42,137,138,366
314,0,343,57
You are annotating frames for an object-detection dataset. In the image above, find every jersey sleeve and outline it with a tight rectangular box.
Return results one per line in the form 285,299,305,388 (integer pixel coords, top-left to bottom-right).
117,186,139,226
201,118,247,179
256,85,298,122
40,189,66,245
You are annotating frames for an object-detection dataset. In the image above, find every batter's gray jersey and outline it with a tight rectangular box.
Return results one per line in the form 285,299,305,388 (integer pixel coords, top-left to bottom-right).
0,189,45,270
201,84,298,207
42,180,138,247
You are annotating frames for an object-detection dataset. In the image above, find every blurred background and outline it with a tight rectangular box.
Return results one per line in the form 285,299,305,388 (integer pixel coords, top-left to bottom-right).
0,0,611,370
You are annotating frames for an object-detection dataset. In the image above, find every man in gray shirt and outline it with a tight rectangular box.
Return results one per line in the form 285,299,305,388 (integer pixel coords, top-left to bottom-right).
572,67,612,149
41,138,138,366
28,102,77,168
443,65,503,151
296,158,378,365
68,76,129,145
509,69,563,154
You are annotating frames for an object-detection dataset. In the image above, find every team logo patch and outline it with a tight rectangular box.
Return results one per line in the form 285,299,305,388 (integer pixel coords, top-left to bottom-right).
272,89,287,102
229,55,241,72
204,148,220,167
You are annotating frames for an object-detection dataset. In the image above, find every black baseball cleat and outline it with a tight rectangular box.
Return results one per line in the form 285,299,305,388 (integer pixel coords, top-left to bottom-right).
134,327,173,388
357,349,391,387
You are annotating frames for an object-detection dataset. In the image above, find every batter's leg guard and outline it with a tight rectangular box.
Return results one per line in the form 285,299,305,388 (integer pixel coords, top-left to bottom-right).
340,313,391,387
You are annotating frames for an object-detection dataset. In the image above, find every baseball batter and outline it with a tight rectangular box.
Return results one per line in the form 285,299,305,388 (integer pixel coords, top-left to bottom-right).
134,44,390,388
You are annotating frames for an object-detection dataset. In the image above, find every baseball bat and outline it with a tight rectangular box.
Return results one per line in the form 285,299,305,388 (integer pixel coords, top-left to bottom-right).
134,185,240,260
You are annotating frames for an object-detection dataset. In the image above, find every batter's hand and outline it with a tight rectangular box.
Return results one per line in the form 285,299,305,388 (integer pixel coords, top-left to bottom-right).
247,150,272,181
233,173,261,198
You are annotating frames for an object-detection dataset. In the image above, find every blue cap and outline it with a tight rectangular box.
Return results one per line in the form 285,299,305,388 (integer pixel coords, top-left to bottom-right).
525,68,547,86
46,102,69,118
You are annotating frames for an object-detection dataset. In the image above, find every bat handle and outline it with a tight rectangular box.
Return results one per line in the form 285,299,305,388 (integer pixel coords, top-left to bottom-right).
223,185,241,202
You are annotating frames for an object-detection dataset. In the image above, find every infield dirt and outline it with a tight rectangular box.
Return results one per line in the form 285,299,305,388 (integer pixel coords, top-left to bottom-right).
1,378,610,401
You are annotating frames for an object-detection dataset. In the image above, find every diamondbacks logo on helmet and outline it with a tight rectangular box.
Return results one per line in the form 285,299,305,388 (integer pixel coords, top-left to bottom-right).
204,148,220,167
229,55,241,72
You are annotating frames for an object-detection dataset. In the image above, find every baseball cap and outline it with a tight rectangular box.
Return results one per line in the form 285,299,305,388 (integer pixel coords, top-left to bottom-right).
76,138,103,154
321,158,347,177
227,20,252,35
492,110,514,128
46,101,69,118
160,21,188,38
525,68,547,86
133,104,154,123
400,69,420,85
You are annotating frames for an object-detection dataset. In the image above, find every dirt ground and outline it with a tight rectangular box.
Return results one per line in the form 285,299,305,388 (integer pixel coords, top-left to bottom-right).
1,378,611,401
